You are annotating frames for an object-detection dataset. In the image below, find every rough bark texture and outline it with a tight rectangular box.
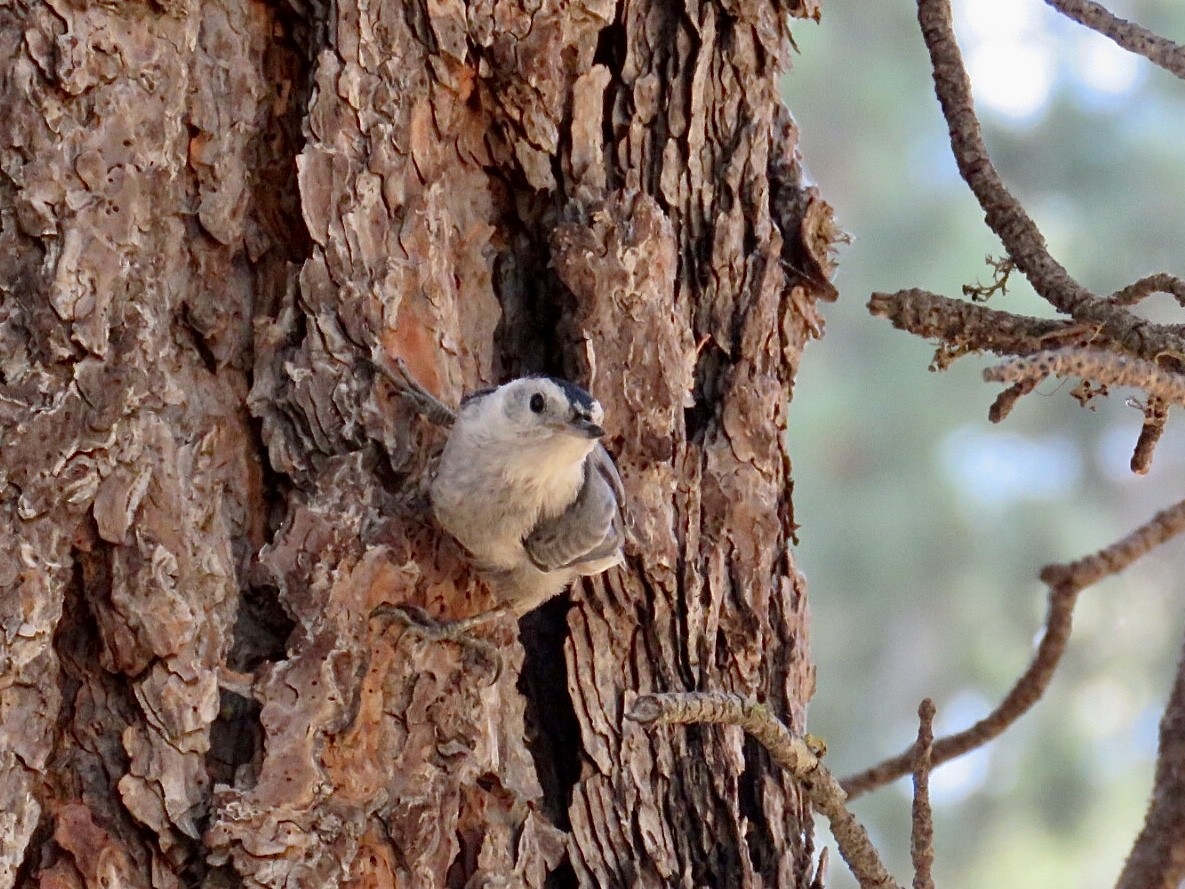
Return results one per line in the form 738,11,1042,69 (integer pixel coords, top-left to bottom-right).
1115,636,1185,889
0,0,835,886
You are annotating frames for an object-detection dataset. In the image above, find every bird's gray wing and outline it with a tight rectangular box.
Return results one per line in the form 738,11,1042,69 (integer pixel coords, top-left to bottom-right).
523,444,625,573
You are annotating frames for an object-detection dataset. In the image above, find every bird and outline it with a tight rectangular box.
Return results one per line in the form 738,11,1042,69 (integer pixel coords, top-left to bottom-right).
371,358,625,634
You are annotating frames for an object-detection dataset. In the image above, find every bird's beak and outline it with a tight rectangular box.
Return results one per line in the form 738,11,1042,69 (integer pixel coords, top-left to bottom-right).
569,414,605,439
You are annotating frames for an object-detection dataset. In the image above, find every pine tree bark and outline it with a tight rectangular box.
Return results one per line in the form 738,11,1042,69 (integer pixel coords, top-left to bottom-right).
0,0,834,886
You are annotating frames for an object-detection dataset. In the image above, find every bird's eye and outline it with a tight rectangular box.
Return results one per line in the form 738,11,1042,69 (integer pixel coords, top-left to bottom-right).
529,393,546,413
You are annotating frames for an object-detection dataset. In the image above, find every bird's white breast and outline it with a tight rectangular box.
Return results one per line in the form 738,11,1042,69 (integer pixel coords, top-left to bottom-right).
430,421,591,570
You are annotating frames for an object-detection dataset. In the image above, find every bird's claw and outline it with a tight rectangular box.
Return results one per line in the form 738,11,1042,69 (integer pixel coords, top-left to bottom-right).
370,603,503,684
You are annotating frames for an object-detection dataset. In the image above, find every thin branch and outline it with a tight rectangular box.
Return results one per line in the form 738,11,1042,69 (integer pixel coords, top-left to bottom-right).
911,700,936,889
842,496,1185,798
1045,0,1185,81
1115,633,1185,889
627,692,901,889
869,290,1093,359
989,378,1040,423
1110,274,1185,309
917,0,1185,363
984,349,1185,409
842,582,1077,798
1038,496,1185,589
1131,397,1169,475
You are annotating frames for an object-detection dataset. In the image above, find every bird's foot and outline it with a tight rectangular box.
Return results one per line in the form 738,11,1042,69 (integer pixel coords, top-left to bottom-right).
370,603,505,683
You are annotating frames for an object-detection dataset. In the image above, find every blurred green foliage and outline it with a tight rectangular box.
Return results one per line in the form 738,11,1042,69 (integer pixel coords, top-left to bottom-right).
783,2,1185,887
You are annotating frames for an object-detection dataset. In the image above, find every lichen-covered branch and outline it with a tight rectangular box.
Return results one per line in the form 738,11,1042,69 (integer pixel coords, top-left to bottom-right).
962,255,1015,302
1045,0,1185,80
628,692,900,889
984,350,1185,409
842,496,1185,798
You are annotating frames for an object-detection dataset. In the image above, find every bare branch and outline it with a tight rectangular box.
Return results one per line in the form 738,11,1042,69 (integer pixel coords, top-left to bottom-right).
842,496,1185,798
842,582,1077,798
1131,397,1169,475
916,0,1185,363
988,378,1040,423
1115,633,1185,889
869,290,1091,359
1110,274,1185,309
984,349,1185,409
911,700,936,889
1045,0,1185,81
627,692,901,889
1039,496,1185,589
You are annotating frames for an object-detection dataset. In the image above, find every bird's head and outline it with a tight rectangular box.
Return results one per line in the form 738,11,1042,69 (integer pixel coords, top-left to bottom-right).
460,377,605,459
498,376,603,436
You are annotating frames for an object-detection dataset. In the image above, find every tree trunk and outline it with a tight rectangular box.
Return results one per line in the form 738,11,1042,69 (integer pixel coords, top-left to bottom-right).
0,0,834,886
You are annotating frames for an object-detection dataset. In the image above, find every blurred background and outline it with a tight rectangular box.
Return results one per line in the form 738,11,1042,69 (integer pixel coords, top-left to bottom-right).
783,2,1185,887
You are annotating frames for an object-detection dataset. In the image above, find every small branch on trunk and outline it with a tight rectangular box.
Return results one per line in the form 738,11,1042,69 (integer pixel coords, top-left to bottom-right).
809,847,830,889
842,496,1185,798
627,692,901,889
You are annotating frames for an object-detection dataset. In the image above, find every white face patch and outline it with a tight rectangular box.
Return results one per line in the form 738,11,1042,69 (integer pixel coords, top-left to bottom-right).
489,377,605,442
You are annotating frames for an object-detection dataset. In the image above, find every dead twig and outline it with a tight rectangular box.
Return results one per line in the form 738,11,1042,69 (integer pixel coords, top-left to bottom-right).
842,496,1185,798
1038,497,1185,589
984,349,1185,408
1131,397,1169,475
627,692,900,889
874,3,1185,470
1045,0,1185,81
1110,274,1185,309
1114,632,1185,889
988,378,1040,423
869,290,1092,359
911,700,936,889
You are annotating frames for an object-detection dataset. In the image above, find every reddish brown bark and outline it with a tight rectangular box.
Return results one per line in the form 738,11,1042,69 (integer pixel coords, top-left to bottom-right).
0,0,833,886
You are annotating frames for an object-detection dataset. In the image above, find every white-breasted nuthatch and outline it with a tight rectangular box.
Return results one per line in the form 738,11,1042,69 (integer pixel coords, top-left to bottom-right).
430,377,625,617
373,359,625,630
